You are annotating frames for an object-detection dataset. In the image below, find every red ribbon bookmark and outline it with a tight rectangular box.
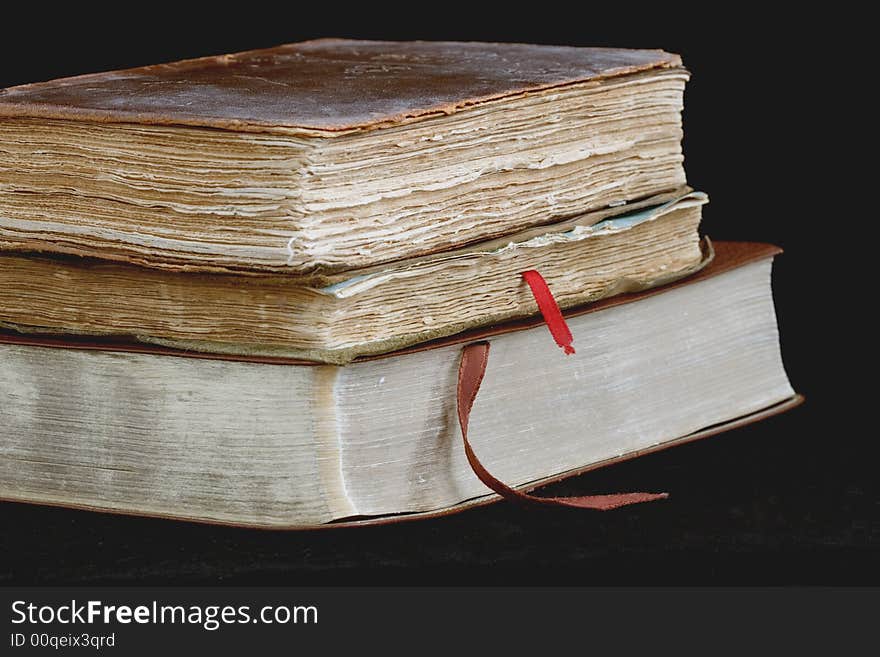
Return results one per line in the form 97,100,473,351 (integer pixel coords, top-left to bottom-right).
521,270,576,355
457,342,669,510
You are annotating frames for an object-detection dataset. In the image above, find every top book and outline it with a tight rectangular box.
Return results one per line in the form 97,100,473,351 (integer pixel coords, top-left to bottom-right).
0,39,688,273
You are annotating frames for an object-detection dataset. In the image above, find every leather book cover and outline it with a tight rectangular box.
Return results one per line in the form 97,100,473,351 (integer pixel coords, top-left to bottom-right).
0,39,681,132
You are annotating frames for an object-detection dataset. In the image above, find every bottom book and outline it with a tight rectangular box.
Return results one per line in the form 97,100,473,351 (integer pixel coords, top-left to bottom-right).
0,241,799,529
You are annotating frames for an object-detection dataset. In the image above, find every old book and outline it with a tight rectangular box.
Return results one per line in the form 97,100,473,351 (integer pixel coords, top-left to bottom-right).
0,242,798,528
0,39,688,273
0,190,705,363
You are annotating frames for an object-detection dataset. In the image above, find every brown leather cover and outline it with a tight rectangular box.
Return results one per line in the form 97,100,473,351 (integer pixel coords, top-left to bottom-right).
0,39,682,133
0,240,782,365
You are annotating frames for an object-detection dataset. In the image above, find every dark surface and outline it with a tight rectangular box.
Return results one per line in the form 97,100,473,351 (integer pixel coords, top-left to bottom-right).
0,8,869,585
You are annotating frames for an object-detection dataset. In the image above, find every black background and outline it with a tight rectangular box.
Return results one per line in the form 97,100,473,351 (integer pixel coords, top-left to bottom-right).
0,7,870,585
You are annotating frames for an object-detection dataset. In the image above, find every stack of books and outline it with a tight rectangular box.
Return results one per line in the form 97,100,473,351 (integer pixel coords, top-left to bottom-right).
0,39,798,528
